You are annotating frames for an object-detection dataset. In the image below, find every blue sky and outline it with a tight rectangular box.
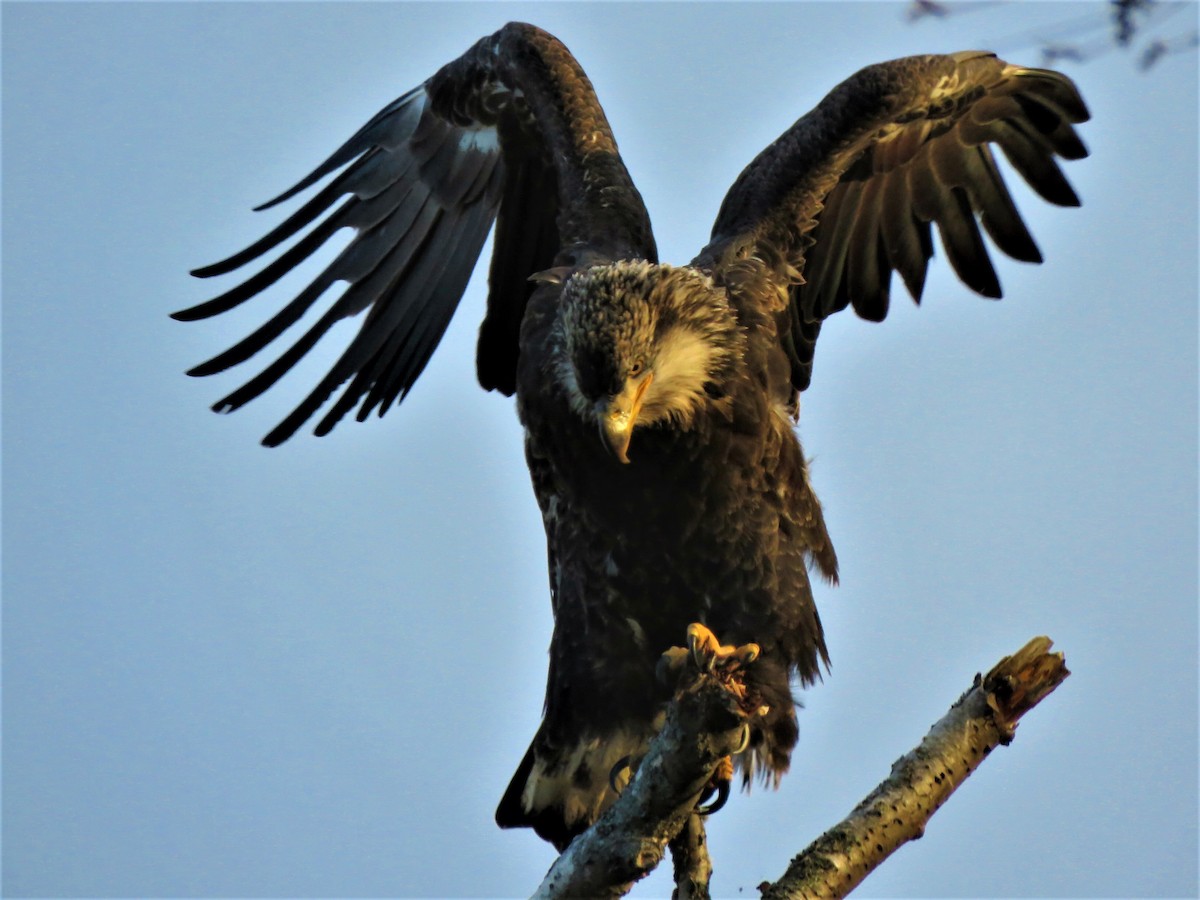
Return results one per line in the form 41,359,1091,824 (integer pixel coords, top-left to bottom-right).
4,3,1197,897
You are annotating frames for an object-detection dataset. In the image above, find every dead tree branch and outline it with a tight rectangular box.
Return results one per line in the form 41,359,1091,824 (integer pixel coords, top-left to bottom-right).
669,813,714,900
760,636,1070,899
906,0,1198,71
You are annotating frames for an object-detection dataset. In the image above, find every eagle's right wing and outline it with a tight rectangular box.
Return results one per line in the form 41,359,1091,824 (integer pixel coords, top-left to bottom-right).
174,22,656,446
696,52,1089,394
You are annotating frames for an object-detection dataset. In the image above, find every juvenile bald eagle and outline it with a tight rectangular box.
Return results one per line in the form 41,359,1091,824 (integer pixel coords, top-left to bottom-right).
175,23,1089,851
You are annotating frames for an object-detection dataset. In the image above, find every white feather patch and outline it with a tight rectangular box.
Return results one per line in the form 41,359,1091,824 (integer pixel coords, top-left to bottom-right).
520,728,653,829
641,326,720,428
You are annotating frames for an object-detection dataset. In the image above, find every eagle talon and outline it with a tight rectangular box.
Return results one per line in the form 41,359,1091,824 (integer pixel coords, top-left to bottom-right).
696,780,730,816
733,722,751,755
687,622,720,671
696,756,734,817
684,622,761,674
609,755,633,794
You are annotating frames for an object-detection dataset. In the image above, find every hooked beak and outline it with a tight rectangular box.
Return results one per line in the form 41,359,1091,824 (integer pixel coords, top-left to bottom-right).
599,372,654,464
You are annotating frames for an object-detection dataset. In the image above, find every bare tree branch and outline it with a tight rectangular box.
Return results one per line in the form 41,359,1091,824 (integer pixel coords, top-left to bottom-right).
531,673,748,899
906,0,1198,71
669,813,713,900
760,636,1070,899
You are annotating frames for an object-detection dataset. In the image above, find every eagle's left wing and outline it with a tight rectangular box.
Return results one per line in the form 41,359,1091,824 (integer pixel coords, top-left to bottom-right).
174,23,656,446
693,52,1089,394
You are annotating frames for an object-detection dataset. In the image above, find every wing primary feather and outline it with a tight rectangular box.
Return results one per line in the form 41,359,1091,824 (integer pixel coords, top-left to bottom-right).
879,170,929,303
183,174,436,374
283,191,471,438
936,187,1001,298
424,130,499,208
365,200,493,416
409,114,469,200
209,193,442,432
253,88,427,211
804,180,862,317
927,129,974,188
211,303,348,421
179,163,425,324
846,175,889,321
311,201,456,432
969,146,1042,263
188,149,391,281
1016,68,1092,124
907,147,946,224
1008,68,1094,124
369,192,500,415
172,198,358,322
339,207,463,423
323,175,438,289
965,94,1021,127
994,120,1081,207
185,275,338,377
264,200,445,432
1012,93,1089,159
186,174,440,377
900,217,934,303
1012,90,1066,136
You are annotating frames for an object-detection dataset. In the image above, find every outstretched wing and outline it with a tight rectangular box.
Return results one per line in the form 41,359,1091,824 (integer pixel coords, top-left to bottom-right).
696,51,1089,392
174,22,656,446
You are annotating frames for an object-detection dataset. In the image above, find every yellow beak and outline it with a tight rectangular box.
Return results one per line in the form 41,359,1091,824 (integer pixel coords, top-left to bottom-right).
599,372,653,464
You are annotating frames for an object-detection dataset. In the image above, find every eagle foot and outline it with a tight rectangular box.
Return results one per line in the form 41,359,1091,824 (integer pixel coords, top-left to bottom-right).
658,623,762,706
687,622,760,674
657,624,764,820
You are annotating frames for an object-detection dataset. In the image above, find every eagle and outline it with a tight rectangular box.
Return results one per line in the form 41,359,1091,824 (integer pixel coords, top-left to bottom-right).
175,23,1088,852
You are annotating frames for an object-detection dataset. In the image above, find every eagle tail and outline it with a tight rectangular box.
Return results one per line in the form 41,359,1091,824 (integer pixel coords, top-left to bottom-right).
495,726,650,852
495,740,538,827
495,736,586,853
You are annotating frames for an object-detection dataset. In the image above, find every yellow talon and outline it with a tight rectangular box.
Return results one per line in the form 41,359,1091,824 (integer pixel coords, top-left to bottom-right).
684,623,760,672
697,754,734,816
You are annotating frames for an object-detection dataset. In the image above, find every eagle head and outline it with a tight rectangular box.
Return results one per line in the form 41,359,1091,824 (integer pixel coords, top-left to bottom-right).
553,260,745,463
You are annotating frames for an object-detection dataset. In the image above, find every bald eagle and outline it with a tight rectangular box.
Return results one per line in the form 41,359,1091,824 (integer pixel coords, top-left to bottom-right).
175,23,1088,851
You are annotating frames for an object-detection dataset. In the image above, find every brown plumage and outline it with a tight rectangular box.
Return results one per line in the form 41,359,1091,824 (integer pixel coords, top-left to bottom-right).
174,23,1089,850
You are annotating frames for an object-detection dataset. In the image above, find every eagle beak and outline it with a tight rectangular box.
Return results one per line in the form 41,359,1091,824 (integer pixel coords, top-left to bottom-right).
599,372,653,464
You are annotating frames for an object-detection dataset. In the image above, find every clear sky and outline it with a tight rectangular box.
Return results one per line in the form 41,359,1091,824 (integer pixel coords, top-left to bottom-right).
3,3,1196,898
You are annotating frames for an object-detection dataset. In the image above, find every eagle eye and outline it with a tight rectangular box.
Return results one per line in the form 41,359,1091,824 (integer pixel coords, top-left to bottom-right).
629,360,645,378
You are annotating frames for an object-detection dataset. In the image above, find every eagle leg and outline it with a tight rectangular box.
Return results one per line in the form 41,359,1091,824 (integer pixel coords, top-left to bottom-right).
656,622,764,818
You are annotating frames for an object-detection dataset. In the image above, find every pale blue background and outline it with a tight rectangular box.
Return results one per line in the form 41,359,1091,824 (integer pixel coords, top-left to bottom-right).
4,3,1197,897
